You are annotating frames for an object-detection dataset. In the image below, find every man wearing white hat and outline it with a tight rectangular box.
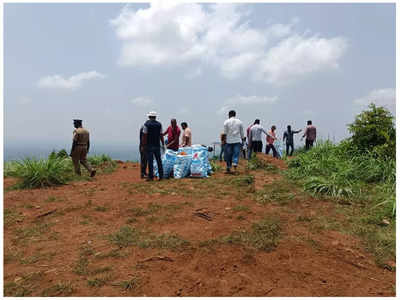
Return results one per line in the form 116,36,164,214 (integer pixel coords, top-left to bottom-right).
141,111,164,181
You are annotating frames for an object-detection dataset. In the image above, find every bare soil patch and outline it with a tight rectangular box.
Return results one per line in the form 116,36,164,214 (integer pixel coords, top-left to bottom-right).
4,155,395,296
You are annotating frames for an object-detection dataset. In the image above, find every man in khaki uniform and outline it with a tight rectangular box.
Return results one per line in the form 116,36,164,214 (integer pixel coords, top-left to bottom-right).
70,119,96,177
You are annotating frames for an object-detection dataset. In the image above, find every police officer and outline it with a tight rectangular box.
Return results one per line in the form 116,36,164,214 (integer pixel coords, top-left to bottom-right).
70,119,96,177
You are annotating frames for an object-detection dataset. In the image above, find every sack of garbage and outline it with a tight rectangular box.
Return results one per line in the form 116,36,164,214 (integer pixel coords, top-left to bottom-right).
191,145,212,175
173,154,192,179
275,140,283,158
190,152,207,178
153,159,160,178
178,147,193,156
162,149,177,178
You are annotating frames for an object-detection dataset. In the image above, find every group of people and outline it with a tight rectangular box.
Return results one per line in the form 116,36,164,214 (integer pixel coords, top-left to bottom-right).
139,112,193,181
68,111,316,179
220,110,317,173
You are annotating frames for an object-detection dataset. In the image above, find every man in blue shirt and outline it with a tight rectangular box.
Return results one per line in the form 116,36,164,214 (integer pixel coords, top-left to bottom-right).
141,111,165,181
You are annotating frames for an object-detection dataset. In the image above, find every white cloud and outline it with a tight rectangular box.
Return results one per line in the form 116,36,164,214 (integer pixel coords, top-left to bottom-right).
217,95,278,115
37,71,106,90
256,35,347,84
354,88,396,113
110,3,347,85
130,96,154,107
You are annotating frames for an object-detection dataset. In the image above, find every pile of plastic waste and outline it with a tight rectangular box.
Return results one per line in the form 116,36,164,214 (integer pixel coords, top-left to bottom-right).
154,144,213,179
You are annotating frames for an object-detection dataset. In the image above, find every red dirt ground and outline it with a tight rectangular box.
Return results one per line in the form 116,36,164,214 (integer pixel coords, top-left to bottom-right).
3,155,395,296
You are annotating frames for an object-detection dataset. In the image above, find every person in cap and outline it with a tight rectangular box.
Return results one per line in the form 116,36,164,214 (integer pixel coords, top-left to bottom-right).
180,122,192,147
70,119,96,177
141,111,164,181
139,123,148,178
283,125,302,156
163,118,181,151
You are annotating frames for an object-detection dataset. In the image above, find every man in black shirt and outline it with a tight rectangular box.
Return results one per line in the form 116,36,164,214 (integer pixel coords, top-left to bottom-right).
141,111,164,181
283,125,302,156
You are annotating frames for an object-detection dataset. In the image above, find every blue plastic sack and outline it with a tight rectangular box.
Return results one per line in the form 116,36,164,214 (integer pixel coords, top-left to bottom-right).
153,159,160,178
173,154,192,179
190,152,207,178
178,147,193,156
275,140,283,158
191,145,212,175
162,149,177,178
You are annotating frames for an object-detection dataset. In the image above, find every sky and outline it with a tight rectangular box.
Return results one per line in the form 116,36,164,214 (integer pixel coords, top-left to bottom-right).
4,2,396,156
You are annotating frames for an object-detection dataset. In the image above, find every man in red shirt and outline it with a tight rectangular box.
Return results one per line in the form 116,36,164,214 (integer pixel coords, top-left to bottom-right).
163,118,181,151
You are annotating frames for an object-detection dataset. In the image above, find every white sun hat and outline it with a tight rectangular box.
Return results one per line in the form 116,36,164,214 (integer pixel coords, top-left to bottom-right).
147,111,157,117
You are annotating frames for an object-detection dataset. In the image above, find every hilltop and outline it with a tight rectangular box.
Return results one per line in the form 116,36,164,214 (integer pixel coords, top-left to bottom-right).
4,154,395,296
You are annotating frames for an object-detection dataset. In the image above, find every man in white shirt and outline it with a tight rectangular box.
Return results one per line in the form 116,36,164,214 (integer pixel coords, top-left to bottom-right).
180,122,192,147
223,110,245,173
248,119,270,159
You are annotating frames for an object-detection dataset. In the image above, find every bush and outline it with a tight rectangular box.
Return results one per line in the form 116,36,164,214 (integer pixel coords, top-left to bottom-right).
348,104,395,158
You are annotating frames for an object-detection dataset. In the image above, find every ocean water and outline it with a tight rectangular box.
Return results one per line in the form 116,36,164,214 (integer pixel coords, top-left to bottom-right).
4,144,141,162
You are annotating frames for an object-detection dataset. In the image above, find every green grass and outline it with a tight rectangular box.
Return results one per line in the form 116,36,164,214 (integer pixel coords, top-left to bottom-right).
5,157,74,188
88,274,112,287
95,206,108,212
5,152,116,189
287,140,395,215
40,282,75,297
114,276,141,291
14,222,55,244
108,226,190,251
247,154,279,173
4,208,24,226
255,180,296,205
222,216,281,251
4,271,44,297
286,140,396,268
232,205,251,213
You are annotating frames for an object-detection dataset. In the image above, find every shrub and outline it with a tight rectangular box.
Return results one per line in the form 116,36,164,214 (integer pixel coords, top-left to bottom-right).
348,103,395,158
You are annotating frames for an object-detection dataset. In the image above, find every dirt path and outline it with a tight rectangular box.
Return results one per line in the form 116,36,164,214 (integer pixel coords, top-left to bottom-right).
3,156,395,296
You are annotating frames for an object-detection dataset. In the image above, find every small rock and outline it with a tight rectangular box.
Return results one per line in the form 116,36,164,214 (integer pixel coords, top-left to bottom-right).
331,240,339,246
225,207,231,210
382,219,390,226
14,277,23,283
88,240,92,244
35,206,41,209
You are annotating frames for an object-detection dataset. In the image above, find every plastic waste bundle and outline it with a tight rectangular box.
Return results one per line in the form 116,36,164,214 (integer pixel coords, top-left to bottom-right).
190,152,207,178
178,147,193,156
163,149,177,178
173,154,192,179
191,144,212,176
275,140,283,158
